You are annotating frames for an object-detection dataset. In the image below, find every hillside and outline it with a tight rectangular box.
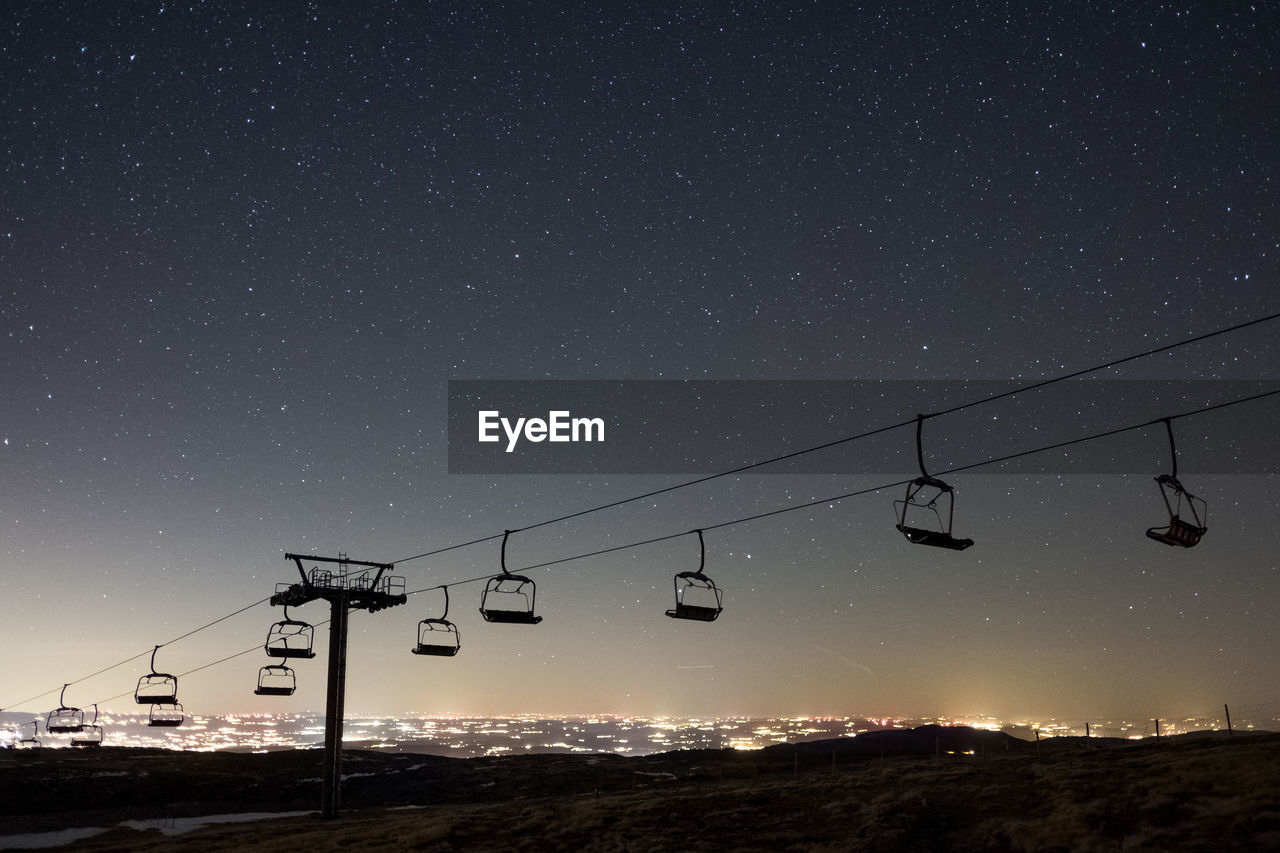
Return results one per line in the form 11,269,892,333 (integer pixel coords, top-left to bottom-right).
3,728,1279,851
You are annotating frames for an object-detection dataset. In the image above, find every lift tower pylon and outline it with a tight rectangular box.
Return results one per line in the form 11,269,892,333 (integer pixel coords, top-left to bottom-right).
273,553,406,819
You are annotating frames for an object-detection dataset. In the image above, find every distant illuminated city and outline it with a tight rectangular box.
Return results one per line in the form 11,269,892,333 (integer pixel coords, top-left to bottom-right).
4,710,1273,757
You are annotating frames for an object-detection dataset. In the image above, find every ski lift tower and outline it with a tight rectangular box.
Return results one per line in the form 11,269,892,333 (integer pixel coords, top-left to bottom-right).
273,553,406,818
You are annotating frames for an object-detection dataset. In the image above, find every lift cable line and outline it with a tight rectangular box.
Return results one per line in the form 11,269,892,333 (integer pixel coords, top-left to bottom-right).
390,309,1280,567
90,616,341,707
404,386,1280,587
13,311,1272,712
9,387,1279,716
9,386,1277,766
0,596,272,713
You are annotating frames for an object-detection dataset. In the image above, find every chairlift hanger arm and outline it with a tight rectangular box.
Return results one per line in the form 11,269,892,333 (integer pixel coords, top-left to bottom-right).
915,413,930,478
1159,417,1178,480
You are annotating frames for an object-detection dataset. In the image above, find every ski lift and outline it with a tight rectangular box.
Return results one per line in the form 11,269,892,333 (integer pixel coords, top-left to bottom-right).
148,702,185,727
254,664,297,696
1146,418,1207,548
135,645,180,705
666,529,724,622
413,586,461,656
17,720,41,749
479,530,543,624
894,414,974,550
71,705,104,747
46,684,85,734
265,605,317,659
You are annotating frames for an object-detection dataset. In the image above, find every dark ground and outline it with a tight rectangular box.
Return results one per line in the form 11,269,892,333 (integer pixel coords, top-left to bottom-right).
3,727,1279,851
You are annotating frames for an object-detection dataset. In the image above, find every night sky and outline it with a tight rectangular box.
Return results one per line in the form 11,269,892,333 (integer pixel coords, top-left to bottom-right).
3,2,1277,723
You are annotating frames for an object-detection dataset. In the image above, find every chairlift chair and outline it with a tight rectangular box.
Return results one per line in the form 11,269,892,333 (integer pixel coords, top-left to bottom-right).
17,720,41,748
71,725,104,747
1146,419,1208,548
254,664,297,696
479,531,543,624
135,645,180,705
895,476,974,551
46,684,85,734
894,415,974,551
666,530,725,622
71,705,104,747
265,605,317,659
413,587,461,655
148,702,185,727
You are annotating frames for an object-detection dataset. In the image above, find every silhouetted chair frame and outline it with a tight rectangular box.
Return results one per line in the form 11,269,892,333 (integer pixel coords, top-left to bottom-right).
479,531,543,624
414,587,462,655
265,606,318,659
1145,419,1208,548
893,415,974,551
666,530,725,622
255,664,297,696
148,702,184,727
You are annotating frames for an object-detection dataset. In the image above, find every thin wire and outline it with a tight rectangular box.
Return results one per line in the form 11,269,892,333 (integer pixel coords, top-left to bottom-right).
11,317,1280,713
392,309,1280,566
1,597,273,713
92,613,339,708
30,389,1278,715
931,310,1280,419
161,597,272,647
410,387,1280,581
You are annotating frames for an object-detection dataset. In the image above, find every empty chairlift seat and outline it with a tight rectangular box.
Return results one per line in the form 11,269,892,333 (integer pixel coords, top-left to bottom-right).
135,645,180,705
148,702,184,727
895,476,974,551
666,530,724,622
255,664,297,696
413,587,462,655
894,415,974,551
479,531,543,624
1145,420,1208,549
1146,474,1207,548
45,684,85,734
71,705,104,747
265,607,318,659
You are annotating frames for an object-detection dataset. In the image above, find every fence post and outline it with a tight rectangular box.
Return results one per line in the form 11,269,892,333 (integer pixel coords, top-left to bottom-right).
1154,718,1160,739
1224,704,1233,737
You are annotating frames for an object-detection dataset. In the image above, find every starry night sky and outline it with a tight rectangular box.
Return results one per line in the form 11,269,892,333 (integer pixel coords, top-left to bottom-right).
3,2,1278,722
